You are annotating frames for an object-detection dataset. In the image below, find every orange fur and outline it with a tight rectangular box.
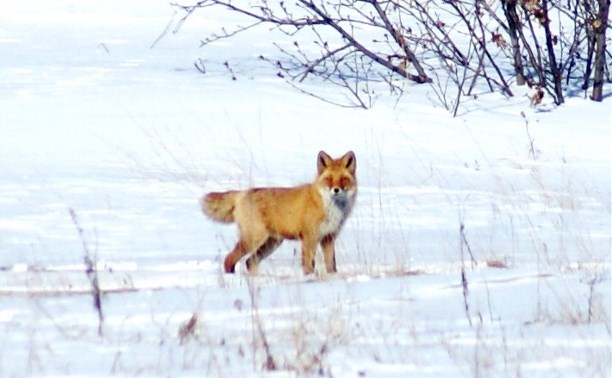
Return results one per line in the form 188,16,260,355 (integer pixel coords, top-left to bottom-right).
202,151,357,274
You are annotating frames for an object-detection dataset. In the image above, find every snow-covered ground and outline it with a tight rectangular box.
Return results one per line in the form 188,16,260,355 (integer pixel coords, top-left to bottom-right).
0,1,610,377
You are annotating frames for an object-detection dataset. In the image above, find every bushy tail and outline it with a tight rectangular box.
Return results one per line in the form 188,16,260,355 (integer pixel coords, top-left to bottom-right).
201,191,239,223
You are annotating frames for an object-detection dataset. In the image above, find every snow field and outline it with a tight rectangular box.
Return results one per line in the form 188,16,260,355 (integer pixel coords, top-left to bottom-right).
0,1,610,377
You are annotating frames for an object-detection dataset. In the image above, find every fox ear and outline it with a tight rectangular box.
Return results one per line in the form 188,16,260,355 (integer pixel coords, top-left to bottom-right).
341,151,356,173
317,151,332,174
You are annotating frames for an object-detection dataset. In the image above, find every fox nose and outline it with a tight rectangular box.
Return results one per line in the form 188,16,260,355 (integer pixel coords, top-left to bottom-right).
333,187,340,194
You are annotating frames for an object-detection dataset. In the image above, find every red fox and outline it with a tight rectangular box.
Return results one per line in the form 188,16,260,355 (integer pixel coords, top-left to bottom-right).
202,151,357,275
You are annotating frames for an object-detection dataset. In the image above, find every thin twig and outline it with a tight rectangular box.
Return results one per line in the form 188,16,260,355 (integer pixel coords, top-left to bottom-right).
69,208,104,337
246,276,277,371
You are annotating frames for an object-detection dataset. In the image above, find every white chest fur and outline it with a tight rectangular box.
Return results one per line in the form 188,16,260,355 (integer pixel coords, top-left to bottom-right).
318,188,353,238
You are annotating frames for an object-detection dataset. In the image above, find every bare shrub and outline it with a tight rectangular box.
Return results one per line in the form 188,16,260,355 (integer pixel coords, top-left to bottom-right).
169,1,609,110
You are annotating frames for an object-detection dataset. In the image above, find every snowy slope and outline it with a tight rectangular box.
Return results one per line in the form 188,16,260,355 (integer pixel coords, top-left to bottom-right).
0,1,610,377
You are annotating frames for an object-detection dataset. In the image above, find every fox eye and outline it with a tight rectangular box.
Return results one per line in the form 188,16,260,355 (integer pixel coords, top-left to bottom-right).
340,176,350,188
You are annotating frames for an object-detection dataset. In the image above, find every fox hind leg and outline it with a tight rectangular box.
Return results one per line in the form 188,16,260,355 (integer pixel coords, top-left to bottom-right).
224,230,272,273
246,237,283,273
223,241,250,273
224,215,272,273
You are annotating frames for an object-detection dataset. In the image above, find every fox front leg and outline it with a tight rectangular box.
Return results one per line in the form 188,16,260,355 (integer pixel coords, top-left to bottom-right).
320,234,337,273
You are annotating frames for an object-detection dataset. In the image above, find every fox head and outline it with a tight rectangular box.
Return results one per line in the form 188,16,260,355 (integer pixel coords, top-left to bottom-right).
316,151,357,210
